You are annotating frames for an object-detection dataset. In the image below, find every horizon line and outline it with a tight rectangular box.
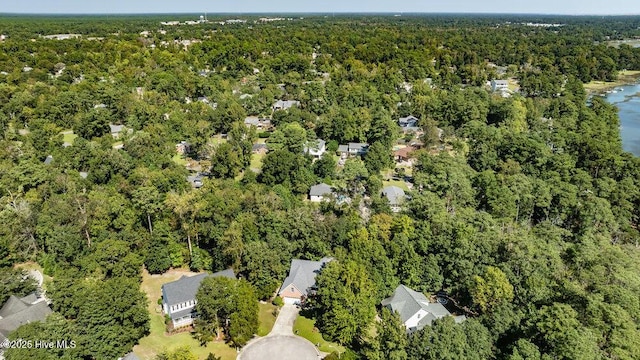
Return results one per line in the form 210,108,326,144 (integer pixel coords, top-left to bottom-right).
1,11,640,16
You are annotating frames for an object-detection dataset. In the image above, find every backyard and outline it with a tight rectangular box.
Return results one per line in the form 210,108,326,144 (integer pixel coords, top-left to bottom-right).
134,268,239,360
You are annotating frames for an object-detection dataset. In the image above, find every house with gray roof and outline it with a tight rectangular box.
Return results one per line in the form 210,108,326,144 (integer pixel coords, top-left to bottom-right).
338,143,369,157
272,100,300,111
399,115,421,133
244,117,272,131
278,258,332,304
309,183,333,202
382,186,406,212
161,269,236,328
381,285,465,333
0,294,52,344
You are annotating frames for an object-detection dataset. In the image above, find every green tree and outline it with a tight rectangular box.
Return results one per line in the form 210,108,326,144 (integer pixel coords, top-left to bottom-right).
471,266,514,313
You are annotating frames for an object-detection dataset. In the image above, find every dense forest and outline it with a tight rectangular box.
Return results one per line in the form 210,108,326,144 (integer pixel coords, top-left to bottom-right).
1,14,640,360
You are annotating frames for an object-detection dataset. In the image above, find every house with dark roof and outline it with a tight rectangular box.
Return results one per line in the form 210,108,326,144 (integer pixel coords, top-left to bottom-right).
381,285,465,333
382,186,406,212
309,183,333,202
278,258,332,304
161,269,236,328
0,294,52,344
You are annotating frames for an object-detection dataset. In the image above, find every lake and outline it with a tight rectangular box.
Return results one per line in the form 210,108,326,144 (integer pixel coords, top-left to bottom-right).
603,83,640,156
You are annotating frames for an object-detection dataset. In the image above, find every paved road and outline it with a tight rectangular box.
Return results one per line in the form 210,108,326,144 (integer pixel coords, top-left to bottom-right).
238,304,320,360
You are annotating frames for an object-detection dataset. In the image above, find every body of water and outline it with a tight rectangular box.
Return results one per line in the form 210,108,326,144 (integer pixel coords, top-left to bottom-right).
603,83,640,156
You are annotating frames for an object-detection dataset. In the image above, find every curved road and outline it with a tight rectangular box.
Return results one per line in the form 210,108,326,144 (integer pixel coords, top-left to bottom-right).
238,304,320,360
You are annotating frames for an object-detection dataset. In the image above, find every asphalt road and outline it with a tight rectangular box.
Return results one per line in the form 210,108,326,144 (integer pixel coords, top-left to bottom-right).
238,304,320,360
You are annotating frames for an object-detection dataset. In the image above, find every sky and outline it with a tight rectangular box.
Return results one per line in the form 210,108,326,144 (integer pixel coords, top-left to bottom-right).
2,0,640,15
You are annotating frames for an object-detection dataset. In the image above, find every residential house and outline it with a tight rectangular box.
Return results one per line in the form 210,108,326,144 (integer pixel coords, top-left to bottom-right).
109,124,127,139
394,146,416,163
278,258,332,304
252,143,269,155
382,186,406,212
303,139,326,159
398,115,421,133
161,269,236,329
0,294,52,345
175,141,190,156
309,183,333,202
244,117,272,131
272,100,300,111
337,144,349,157
381,284,466,333
491,79,509,92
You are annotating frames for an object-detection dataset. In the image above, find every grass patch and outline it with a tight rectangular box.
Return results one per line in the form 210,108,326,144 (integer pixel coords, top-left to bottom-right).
60,130,77,145
134,269,238,360
249,152,265,172
383,179,410,192
293,315,345,354
257,303,278,336
172,153,188,166
584,70,640,92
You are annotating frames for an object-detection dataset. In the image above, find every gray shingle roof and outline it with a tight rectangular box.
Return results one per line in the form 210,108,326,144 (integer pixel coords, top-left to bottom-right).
0,296,52,339
279,258,332,297
382,285,460,332
338,144,349,153
382,186,406,206
109,124,124,134
43,155,53,165
162,269,236,308
309,183,332,197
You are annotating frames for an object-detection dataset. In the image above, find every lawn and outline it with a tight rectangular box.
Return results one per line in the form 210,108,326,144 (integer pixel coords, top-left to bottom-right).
383,179,410,192
172,153,188,166
249,152,265,172
584,70,640,92
60,130,77,144
293,315,345,354
133,269,238,360
257,302,278,336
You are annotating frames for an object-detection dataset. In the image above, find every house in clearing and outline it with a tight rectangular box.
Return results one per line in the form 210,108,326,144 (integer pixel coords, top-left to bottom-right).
278,258,332,305
161,269,236,329
272,100,300,111
381,284,466,333
382,186,406,212
309,183,333,202
491,79,509,92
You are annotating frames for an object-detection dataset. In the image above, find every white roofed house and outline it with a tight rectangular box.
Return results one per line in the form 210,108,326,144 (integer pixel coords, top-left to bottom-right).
303,139,326,159
381,284,465,334
491,79,509,92
161,269,236,329
278,258,332,305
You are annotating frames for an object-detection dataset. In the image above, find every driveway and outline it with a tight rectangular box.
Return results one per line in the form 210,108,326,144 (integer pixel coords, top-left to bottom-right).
238,304,320,360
